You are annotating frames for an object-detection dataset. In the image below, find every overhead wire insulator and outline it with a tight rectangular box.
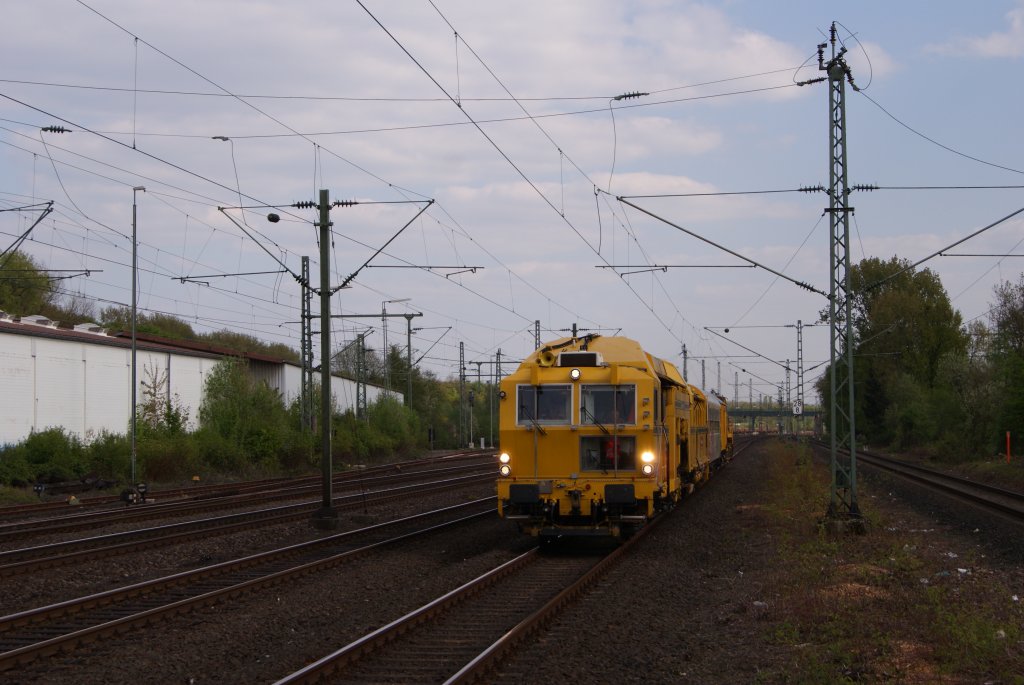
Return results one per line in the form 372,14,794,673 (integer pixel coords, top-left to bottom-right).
796,77,826,87
293,201,317,209
612,91,649,101
799,185,825,193
333,200,359,207
851,184,878,192
41,126,71,133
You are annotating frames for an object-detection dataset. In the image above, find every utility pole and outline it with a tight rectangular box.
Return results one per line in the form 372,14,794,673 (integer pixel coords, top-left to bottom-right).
328,312,421,407
682,343,688,380
356,331,368,420
217,191,433,529
300,256,313,431
314,189,337,529
701,359,706,391
490,352,496,449
130,186,145,489
820,22,862,527
717,361,721,395
734,371,738,405
534,320,541,349
749,378,754,431
785,359,792,434
795,319,805,418
459,341,466,447
405,314,415,406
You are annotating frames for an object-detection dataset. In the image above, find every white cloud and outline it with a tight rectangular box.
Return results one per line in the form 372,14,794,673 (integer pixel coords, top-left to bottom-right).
927,5,1024,58
3,1,1020,380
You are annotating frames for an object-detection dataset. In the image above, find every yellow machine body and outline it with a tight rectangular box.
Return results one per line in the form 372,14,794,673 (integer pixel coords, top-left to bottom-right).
496,335,732,539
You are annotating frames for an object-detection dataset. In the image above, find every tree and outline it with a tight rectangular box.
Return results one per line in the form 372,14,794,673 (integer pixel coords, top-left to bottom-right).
991,274,1024,356
202,329,298,363
931,320,999,458
818,256,967,449
989,275,1024,453
98,307,299,361
42,292,96,324
138,362,190,437
0,251,55,315
197,358,293,466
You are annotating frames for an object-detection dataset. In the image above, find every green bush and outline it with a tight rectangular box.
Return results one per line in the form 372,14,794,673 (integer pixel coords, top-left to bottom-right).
193,427,245,473
20,428,87,482
139,434,200,483
84,431,130,483
199,358,294,464
278,430,315,474
0,445,33,486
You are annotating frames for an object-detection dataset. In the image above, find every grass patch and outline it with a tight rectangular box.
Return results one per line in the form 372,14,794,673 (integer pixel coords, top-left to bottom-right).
754,439,1024,683
0,485,40,505
952,457,1024,491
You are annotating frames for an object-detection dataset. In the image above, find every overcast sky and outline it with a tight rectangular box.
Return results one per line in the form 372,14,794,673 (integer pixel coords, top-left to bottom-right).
3,1,1024,403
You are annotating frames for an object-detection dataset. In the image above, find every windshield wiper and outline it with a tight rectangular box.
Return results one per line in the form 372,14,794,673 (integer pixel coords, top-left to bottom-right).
526,414,548,436
581,405,610,435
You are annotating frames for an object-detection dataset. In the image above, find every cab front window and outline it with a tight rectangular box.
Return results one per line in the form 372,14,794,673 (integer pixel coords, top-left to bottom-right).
580,435,636,471
580,384,636,426
517,384,571,425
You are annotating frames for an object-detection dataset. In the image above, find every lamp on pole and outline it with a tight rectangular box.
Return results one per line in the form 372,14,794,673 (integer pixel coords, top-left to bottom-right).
131,186,145,487
405,314,416,406
382,298,410,393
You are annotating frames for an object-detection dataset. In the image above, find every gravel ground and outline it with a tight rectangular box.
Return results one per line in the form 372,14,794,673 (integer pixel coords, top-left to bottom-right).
4,485,515,685
490,442,1023,683
490,440,788,684
4,441,1022,683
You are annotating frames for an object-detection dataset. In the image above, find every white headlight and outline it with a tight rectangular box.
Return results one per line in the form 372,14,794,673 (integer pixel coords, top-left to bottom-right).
569,368,581,381
641,451,655,463
499,464,512,477
499,452,511,464
641,463,654,475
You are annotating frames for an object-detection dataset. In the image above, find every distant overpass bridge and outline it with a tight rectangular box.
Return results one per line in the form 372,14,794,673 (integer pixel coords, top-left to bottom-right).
729,407,822,434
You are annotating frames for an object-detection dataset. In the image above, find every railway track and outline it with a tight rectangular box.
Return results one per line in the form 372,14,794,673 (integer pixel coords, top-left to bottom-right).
273,501,669,683
0,498,497,672
0,472,494,577
0,449,493,520
0,455,495,544
856,450,1024,523
810,440,1024,524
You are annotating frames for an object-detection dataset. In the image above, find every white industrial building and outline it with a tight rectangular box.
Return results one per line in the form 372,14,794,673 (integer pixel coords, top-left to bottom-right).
0,313,391,446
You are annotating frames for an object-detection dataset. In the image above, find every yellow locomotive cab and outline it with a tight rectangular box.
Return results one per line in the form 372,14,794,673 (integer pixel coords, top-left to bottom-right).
497,334,731,540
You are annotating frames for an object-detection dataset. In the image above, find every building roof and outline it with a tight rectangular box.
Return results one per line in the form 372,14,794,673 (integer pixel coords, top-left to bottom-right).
0,314,255,362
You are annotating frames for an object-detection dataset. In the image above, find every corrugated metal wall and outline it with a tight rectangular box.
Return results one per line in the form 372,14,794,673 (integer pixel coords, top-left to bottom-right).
0,328,398,445
0,331,210,445
0,334,34,443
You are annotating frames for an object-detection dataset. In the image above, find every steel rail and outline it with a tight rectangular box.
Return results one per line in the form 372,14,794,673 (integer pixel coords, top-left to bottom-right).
809,439,1024,523
0,459,495,541
0,448,493,519
271,442,754,684
0,500,497,671
0,472,495,576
